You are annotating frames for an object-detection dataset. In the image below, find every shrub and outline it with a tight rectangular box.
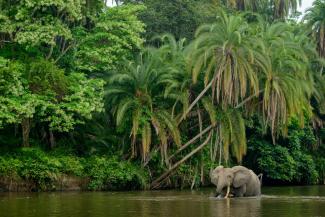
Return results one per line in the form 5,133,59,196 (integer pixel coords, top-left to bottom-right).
249,140,297,182
0,148,149,191
294,152,318,184
85,156,148,190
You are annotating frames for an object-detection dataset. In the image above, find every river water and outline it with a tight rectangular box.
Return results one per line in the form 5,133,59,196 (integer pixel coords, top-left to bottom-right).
1,186,325,217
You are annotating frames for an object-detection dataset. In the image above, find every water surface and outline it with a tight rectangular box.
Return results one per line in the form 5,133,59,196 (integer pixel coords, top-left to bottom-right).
1,186,325,217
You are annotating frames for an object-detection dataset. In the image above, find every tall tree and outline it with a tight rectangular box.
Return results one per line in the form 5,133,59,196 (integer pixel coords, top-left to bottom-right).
75,5,145,75
106,49,181,164
186,11,262,109
304,0,325,58
0,58,104,147
256,22,314,141
0,0,106,147
272,0,301,20
122,0,220,41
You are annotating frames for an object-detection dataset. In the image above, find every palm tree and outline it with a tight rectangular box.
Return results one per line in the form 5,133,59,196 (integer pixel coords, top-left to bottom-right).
223,0,265,12
219,0,300,20
154,34,192,120
106,50,181,164
185,11,263,113
272,0,301,19
304,0,325,58
313,73,325,118
176,11,261,163
256,22,314,142
303,1,325,140
202,97,247,162
183,15,314,159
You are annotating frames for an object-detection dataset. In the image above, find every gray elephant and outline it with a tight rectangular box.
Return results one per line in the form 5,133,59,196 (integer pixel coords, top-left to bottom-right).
210,165,262,198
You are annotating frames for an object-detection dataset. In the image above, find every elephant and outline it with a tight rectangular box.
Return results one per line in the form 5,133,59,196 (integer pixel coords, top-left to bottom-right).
210,165,262,198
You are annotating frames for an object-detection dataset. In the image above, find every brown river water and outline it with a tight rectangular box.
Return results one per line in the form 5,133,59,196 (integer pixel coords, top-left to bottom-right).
1,186,325,217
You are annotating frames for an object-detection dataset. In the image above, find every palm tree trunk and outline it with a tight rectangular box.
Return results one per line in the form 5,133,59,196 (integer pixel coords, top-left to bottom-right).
218,137,222,165
150,132,212,189
168,125,213,161
235,89,264,109
178,79,213,123
179,62,228,124
22,118,31,147
200,155,204,185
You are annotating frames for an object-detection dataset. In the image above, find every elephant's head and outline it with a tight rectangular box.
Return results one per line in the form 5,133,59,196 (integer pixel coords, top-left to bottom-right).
210,166,251,198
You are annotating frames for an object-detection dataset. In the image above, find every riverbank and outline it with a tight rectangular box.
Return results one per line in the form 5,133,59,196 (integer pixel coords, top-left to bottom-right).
1,146,324,192
0,148,148,192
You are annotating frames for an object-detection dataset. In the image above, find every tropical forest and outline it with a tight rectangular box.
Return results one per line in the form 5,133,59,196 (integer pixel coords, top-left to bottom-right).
0,0,325,196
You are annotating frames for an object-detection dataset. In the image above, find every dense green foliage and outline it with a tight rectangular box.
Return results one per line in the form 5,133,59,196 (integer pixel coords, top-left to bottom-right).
0,148,147,191
245,119,319,184
75,5,145,74
1,0,325,191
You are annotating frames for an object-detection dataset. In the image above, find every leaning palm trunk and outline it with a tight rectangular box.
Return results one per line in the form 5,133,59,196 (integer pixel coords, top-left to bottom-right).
168,125,213,161
150,132,212,189
178,79,214,123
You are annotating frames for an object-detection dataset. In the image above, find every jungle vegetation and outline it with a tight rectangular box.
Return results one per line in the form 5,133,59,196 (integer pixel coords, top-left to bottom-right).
0,0,325,191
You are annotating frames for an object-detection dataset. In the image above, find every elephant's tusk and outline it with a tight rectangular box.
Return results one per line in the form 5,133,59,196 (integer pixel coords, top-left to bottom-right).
224,185,230,198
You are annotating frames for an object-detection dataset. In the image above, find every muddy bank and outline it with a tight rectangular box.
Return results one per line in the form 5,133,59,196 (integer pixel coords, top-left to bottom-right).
0,176,89,192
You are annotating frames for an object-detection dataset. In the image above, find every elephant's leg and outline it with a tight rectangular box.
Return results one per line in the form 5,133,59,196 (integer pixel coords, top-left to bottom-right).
215,188,220,197
215,188,224,197
234,185,246,197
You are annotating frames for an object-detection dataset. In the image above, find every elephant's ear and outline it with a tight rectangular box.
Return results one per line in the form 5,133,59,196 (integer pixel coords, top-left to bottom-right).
210,166,224,185
232,167,250,188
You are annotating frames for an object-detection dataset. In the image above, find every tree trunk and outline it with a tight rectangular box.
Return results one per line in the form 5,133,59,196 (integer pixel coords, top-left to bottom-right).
235,89,264,109
150,132,212,189
218,137,222,165
49,129,55,149
168,125,213,161
200,156,204,185
21,118,31,147
191,165,198,190
178,79,213,124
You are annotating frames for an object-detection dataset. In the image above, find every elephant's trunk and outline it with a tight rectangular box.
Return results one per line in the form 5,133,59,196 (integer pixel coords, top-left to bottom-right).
216,183,224,194
224,185,231,198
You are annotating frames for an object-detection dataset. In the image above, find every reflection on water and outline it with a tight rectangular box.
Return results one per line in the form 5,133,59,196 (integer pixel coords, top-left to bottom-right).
1,186,325,217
